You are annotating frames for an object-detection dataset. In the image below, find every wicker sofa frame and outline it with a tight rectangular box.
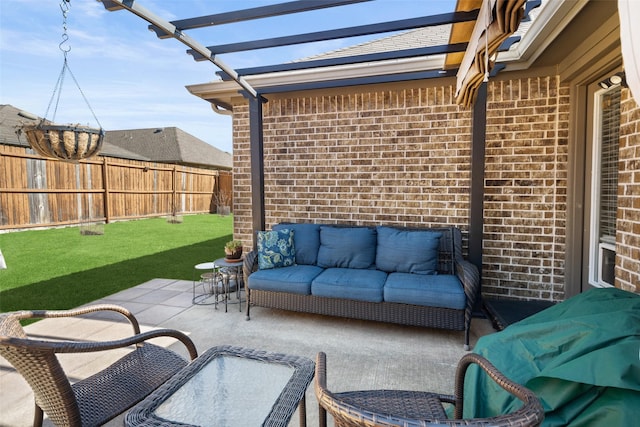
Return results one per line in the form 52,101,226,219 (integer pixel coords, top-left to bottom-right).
244,225,480,349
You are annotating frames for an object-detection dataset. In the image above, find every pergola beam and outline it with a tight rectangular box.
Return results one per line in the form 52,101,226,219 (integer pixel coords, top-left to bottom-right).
215,44,467,78
215,37,517,80
256,68,458,94
152,0,372,37
194,10,479,56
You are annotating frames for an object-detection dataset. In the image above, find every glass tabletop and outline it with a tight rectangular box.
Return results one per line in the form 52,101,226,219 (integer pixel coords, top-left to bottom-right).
156,356,293,425
126,345,315,427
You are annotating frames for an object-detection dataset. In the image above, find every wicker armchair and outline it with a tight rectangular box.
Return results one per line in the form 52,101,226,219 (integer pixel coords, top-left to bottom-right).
0,304,198,427
315,352,544,427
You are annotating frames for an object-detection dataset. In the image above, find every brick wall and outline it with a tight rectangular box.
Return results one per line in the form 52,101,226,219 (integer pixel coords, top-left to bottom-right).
231,75,634,301
483,76,570,300
233,86,475,253
262,88,473,228
617,89,640,292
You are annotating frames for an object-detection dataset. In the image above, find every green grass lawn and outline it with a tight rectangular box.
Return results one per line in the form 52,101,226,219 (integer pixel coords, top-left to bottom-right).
0,214,233,312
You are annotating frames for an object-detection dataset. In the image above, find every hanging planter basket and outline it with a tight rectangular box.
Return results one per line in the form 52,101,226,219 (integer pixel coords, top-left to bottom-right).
23,122,104,162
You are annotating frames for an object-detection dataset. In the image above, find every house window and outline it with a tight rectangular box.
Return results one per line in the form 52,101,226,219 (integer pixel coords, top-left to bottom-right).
589,85,620,287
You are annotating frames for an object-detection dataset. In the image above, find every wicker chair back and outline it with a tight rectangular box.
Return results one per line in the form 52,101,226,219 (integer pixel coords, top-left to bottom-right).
315,352,544,427
0,305,198,427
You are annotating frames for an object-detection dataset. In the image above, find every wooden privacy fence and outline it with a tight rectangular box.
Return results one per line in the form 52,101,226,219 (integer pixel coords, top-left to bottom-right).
0,145,232,230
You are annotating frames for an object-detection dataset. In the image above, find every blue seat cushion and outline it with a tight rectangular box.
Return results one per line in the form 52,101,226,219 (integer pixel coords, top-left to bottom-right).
311,268,387,302
376,226,442,274
317,226,377,269
248,265,324,295
273,223,321,265
383,273,465,309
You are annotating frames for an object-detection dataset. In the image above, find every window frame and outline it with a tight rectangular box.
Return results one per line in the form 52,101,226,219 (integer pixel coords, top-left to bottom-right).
588,85,621,287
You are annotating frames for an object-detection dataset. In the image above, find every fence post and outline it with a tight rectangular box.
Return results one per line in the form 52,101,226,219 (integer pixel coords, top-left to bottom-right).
172,165,177,217
102,157,111,223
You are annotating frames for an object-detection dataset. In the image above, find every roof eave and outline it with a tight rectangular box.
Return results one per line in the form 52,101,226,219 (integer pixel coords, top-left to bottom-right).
497,0,589,72
187,55,447,105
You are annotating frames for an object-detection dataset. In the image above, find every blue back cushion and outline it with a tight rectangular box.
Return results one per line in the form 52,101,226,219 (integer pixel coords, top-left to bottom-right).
375,226,442,274
317,226,377,269
273,223,321,265
257,229,295,270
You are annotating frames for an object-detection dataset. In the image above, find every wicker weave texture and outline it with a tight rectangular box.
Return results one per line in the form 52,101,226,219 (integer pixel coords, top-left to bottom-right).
250,290,466,331
0,304,198,427
315,352,544,427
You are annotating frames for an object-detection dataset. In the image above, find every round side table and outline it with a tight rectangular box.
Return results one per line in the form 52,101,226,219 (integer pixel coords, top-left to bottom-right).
192,262,220,306
213,257,244,312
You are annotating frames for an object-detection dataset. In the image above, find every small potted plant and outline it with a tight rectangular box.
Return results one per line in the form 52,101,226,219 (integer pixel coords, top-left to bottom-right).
224,240,243,260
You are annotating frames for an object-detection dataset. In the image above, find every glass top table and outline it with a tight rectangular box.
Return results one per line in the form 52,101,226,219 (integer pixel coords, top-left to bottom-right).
126,345,315,427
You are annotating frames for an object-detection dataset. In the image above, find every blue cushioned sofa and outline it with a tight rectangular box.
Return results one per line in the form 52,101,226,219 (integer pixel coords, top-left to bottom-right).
243,223,480,349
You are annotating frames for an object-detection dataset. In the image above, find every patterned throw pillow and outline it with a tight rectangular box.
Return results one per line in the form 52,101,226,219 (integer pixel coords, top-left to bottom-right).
257,229,296,270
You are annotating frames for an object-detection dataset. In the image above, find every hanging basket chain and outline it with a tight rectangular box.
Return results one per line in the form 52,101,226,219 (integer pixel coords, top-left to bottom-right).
42,0,102,129
22,0,105,162
43,57,67,124
59,0,71,55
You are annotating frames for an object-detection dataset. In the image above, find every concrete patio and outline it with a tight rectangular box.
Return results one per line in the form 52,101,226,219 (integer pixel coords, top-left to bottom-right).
0,278,496,426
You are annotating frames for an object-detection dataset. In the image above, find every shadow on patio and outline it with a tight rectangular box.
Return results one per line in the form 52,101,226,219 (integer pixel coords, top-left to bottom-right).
0,278,495,426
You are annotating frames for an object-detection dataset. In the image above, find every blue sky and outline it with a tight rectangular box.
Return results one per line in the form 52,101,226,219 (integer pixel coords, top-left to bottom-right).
1,0,455,153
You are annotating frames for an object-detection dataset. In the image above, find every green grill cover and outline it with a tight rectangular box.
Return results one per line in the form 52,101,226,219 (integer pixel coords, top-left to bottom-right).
466,288,640,426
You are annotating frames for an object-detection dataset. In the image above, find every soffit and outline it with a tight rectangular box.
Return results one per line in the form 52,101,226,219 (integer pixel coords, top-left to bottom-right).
532,0,619,69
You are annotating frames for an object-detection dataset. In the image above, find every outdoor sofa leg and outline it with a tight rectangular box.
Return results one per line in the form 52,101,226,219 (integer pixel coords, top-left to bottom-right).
318,403,327,427
464,327,471,351
245,288,251,320
33,403,43,427
299,395,307,427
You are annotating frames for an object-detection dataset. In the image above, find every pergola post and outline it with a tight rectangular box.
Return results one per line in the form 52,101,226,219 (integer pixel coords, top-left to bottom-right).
469,81,487,303
249,95,266,249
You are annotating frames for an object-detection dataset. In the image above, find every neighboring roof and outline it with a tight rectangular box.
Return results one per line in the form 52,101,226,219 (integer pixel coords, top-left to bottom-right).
0,104,39,146
297,26,453,61
0,105,231,169
101,140,151,161
104,127,232,170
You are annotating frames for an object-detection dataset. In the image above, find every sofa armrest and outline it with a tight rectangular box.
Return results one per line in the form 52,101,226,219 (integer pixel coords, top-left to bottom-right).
456,259,480,350
243,250,258,280
456,259,480,310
